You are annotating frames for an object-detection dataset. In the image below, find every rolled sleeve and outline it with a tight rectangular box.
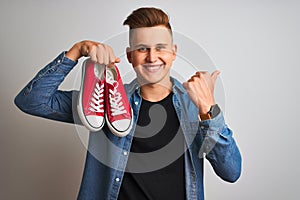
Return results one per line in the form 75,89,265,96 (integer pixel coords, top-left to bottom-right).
14,51,78,123
200,112,242,183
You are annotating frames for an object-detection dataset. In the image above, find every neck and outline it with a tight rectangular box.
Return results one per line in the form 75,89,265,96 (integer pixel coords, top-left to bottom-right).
140,81,172,102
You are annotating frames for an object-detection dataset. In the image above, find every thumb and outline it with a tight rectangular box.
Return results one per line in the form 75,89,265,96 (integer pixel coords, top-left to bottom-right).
115,57,121,63
211,70,221,83
107,57,121,68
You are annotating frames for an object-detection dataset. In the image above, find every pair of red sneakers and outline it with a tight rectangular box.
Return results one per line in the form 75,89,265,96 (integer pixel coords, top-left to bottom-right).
77,58,133,137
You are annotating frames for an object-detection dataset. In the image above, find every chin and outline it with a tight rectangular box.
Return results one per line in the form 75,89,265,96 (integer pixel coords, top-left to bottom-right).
137,77,157,85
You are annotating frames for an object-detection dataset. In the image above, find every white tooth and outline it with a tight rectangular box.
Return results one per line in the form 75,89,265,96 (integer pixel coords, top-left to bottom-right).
143,64,163,72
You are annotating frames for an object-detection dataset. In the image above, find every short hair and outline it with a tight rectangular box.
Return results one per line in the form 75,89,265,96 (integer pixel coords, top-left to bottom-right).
123,7,172,32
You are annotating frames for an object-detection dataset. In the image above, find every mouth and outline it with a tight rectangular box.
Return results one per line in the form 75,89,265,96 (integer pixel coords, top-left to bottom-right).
142,64,164,73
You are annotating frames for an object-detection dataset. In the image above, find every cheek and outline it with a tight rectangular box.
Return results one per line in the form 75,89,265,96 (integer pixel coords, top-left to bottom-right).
131,53,143,64
161,53,175,63
131,60,141,68
132,56,151,68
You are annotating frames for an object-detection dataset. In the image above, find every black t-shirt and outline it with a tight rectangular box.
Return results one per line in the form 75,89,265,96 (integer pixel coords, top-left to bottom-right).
118,93,186,200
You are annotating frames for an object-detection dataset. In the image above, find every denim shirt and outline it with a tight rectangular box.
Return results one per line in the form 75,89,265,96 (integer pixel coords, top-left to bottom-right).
15,52,242,200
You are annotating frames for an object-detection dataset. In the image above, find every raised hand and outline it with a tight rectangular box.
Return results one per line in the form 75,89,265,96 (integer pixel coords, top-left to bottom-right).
66,40,120,65
182,70,220,114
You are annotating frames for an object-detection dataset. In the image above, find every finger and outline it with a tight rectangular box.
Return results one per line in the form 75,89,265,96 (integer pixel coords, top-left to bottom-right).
189,74,200,82
211,70,221,83
96,44,104,64
115,57,121,63
107,63,114,68
187,77,195,82
107,45,117,64
191,74,199,79
196,71,209,76
183,80,198,90
102,45,110,65
89,45,97,62
106,58,121,68
182,82,188,89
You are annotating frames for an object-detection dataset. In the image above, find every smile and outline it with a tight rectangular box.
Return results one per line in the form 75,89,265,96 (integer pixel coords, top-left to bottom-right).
142,64,164,73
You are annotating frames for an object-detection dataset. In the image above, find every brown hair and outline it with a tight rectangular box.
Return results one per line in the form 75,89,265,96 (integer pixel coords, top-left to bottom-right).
123,7,172,31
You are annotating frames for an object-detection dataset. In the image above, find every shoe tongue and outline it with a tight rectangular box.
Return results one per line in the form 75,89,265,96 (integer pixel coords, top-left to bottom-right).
94,63,105,79
106,67,116,85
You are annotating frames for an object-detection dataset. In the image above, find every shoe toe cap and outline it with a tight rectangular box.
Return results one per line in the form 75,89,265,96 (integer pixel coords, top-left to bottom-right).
112,119,131,132
86,116,104,128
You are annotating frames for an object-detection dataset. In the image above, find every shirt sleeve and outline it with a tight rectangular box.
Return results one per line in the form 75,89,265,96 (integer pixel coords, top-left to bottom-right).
199,112,242,183
14,51,79,123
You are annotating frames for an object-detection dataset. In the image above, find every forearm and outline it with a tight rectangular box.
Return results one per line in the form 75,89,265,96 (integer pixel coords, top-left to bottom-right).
14,51,78,123
200,112,242,183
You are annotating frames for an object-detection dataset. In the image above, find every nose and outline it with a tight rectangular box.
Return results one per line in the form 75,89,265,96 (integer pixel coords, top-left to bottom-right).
146,48,157,63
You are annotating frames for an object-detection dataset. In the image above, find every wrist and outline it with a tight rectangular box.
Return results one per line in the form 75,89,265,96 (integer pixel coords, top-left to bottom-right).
198,106,211,115
198,102,215,115
65,43,82,62
198,104,220,121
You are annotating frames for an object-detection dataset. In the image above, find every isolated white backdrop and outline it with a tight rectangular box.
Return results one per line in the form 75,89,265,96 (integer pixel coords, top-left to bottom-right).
1,0,299,199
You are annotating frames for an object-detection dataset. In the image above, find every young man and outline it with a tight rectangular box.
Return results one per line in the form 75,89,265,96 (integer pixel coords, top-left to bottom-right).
15,7,241,200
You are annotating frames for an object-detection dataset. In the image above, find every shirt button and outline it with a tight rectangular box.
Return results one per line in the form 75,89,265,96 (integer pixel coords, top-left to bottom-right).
115,177,120,182
134,101,138,105
57,59,61,63
123,151,128,156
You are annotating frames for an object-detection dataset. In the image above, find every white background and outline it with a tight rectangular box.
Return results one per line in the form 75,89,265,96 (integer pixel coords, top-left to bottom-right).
1,0,299,199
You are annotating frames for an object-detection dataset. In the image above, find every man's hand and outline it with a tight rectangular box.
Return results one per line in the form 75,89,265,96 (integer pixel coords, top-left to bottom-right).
182,70,220,114
65,40,120,65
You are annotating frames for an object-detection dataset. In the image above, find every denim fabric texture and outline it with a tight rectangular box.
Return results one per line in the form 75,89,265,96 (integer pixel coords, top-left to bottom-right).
15,52,242,200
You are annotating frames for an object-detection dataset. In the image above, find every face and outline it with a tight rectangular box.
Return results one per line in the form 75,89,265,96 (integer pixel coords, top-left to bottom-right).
126,25,177,87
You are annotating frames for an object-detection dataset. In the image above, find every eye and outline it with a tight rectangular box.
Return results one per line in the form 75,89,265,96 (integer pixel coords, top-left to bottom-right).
137,47,148,52
156,45,166,51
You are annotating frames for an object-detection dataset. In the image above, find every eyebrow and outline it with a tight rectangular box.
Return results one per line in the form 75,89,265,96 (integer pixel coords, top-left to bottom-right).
133,43,168,48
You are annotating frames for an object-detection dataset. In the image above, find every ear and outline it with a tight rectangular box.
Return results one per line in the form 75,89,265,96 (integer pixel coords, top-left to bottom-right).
172,44,177,61
126,47,132,63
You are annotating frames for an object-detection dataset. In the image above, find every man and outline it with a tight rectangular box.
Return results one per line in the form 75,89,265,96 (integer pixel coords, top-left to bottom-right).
15,7,241,200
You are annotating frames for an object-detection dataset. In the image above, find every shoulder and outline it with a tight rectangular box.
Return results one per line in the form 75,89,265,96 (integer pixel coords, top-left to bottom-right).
124,78,139,95
171,77,186,95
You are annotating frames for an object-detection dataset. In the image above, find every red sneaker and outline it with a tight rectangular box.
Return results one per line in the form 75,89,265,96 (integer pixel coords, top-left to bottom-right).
77,59,105,132
105,65,133,137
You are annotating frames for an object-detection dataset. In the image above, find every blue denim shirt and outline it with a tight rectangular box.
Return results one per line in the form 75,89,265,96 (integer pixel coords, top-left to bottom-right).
15,52,242,200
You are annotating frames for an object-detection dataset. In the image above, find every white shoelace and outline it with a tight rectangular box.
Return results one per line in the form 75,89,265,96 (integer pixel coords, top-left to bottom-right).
106,68,127,116
109,82,127,116
89,82,104,113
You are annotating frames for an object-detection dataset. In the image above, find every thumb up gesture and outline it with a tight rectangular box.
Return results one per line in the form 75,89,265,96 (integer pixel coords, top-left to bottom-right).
182,70,220,115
